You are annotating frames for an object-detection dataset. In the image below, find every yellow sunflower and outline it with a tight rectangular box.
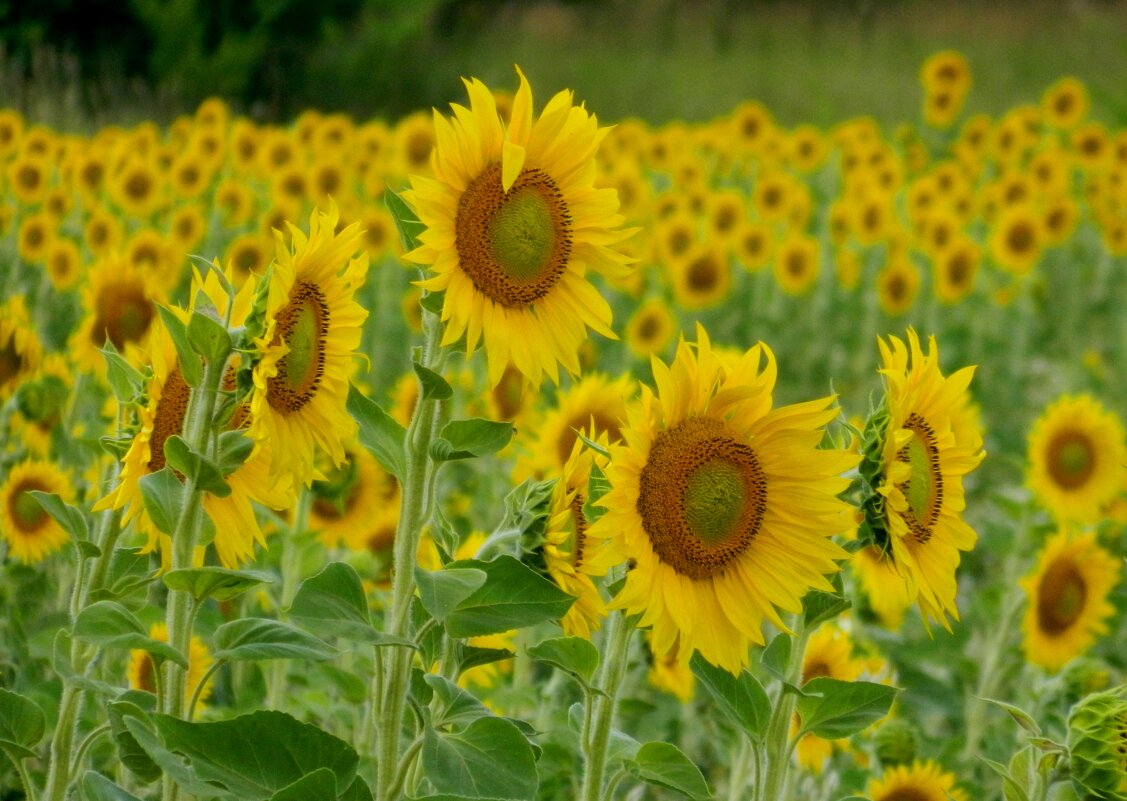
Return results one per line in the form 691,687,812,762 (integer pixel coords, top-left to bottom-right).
1027,395,1126,524
795,624,874,772
248,203,369,486
0,459,73,563
933,238,979,304
71,254,162,376
543,435,611,639
45,238,82,292
310,448,400,554
853,544,915,631
774,233,821,295
403,68,634,387
626,298,677,360
672,242,731,310
1,296,43,398
871,330,984,629
877,257,920,317
868,760,967,801
587,326,858,673
128,622,214,708
1021,531,1120,673
647,633,695,703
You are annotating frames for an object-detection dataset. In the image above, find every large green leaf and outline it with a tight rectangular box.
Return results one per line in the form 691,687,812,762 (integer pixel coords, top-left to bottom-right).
414,362,453,400
796,678,899,740
422,717,537,800
108,695,162,784
430,419,514,462
164,435,230,497
424,674,492,729
138,467,185,536
128,710,359,800
527,636,600,686
80,771,145,801
74,601,187,667
290,562,392,645
268,767,337,801
0,688,46,761
415,567,487,622
213,618,338,662
625,742,712,800
690,652,771,742
443,556,574,638
162,567,273,602
156,305,202,386
347,384,406,480
186,307,232,364
27,491,89,544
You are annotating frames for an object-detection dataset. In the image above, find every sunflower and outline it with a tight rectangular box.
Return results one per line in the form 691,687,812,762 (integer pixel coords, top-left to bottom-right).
85,206,123,256
7,154,49,205
1,296,43,398
168,203,207,253
868,760,967,801
869,330,984,629
45,238,82,292
310,448,400,553
403,69,634,387
853,544,915,630
877,257,920,317
626,299,677,360
587,327,857,673
0,109,24,158
248,203,369,486
735,220,773,272
1027,395,1127,524
774,233,820,295
0,459,73,563
673,242,731,310
71,254,161,375
110,157,164,219
796,625,871,772
128,622,214,708
225,234,272,287
1021,531,1120,673
513,373,634,482
647,634,695,703
17,211,54,264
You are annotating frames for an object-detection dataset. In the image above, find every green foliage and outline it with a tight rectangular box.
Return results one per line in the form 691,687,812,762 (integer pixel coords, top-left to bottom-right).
162,567,273,603
213,618,338,662
386,188,425,253
689,653,771,742
0,687,46,761
164,435,231,497
441,555,574,638
430,419,515,462
138,467,186,536
28,490,90,544
80,771,145,801
624,742,712,800
100,341,146,404
415,566,488,622
108,694,162,784
527,636,601,687
347,383,406,480
73,600,187,667
421,716,538,800
414,361,454,401
157,305,202,387
796,678,899,740
187,307,232,364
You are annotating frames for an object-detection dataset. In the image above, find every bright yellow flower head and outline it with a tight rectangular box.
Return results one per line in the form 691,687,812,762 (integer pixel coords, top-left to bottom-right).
0,460,73,563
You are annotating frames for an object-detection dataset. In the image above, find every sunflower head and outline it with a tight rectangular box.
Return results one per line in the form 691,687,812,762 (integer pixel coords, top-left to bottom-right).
868,759,967,801
873,718,921,768
0,459,73,563
1067,686,1127,801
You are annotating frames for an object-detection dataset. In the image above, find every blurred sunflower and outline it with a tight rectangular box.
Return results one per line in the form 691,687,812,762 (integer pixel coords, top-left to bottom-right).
44,238,82,292
1021,531,1120,672
868,330,984,629
0,459,73,563
403,69,634,387
626,299,677,360
868,760,967,801
128,622,214,708
588,326,857,673
311,448,400,554
647,634,695,703
933,238,979,304
877,257,920,316
853,544,914,630
1,296,43,398
990,205,1043,275
673,242,731,310
1027,395,1126,524
71,255,161,375
774,233,820,295
17,211,54,264
795,625,871,771
735,220,772,272
249,203,369,486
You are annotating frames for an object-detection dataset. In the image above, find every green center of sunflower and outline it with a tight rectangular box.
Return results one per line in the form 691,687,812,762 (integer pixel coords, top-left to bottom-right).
93,282,156,350
11,481,49,532
895,413,943,544
456,163,572,308
267,280,329,414
1038,559,1087,635
637,416,766,580
1047,431,1095,490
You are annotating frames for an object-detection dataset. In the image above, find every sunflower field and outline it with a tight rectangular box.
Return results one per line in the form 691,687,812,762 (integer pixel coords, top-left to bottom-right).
2,34,1127,801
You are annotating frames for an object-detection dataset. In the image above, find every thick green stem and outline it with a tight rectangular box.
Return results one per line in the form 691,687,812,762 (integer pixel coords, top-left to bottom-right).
375,309,445,801
580,611,635,801
759,618,810,801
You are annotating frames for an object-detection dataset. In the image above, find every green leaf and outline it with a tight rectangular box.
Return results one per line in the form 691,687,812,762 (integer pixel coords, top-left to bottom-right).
983,697,1042,736
527,636,600,686
268,767,337,801
625,742,712,800
164,435,231,497
131,710,360,800
347,383,406,480
214,618,338,662
419,291,445,315
414,361,454,401
108,696,162,784
385,187,425,252
430,418,514,462
443,555,574,638
422,717,538,800
157,305,202,387
187,308,232,364
216,430,255,476
0,688,46,760
802,575,850,628
80,771,145,801
102,547,158,601
74,601,188,668
424,674,492,729
796,678,898,740
415,567,487,622
28,491,90,543
761,632,791,682
290,562,400,645
339,778,374,801
163,567,273,603
138,467,185,536
690,652,771,742
456,645,515,676
101,341,146,402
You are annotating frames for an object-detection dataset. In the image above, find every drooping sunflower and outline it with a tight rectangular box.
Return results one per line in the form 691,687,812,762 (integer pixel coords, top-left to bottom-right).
1021,531,1120,673
587,326,858,673
868,760,968,801
1027,395,1126,524
867,330,984,629
0,459,73,563
128,622,214,708
403,68,634,387
248,203,370,486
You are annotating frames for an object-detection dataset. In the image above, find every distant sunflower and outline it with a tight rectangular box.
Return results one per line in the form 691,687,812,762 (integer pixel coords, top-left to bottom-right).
934,238,979,304
404,69,634,386
45,238,82,291
673,242,731,310
774,233,820,295
853,544,915,630
626,299,677,360
990,206,1042,275
1027,395,1126,524
310,448,400,553
795,625,871,772
128,622,214,708
0,459,72,563
71,255,161,375
870,330,984,629
877,257,920,316
0,296,43,398
1021,531,1120,672
85,206,123,256
868,760,967,801
249,203,369,486
17,211,54,264
588,327,857,673
735,220,772,272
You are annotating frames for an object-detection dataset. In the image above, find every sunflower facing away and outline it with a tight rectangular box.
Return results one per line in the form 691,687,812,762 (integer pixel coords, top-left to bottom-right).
249,203,370,486
1021,531,1120,672
587,326,858,673
403,68,635,387
1027,395,1127,524
869,330,984,629
1,459,73,563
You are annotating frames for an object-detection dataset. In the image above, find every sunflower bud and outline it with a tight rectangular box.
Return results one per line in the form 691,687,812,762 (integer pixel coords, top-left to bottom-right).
1067,686,1127,801
874,718,920,768
1062,659,1114,705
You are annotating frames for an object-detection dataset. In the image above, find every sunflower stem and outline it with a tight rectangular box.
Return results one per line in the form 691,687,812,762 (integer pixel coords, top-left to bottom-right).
375,307,445,801
759,616,810,801
579,610,635,801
